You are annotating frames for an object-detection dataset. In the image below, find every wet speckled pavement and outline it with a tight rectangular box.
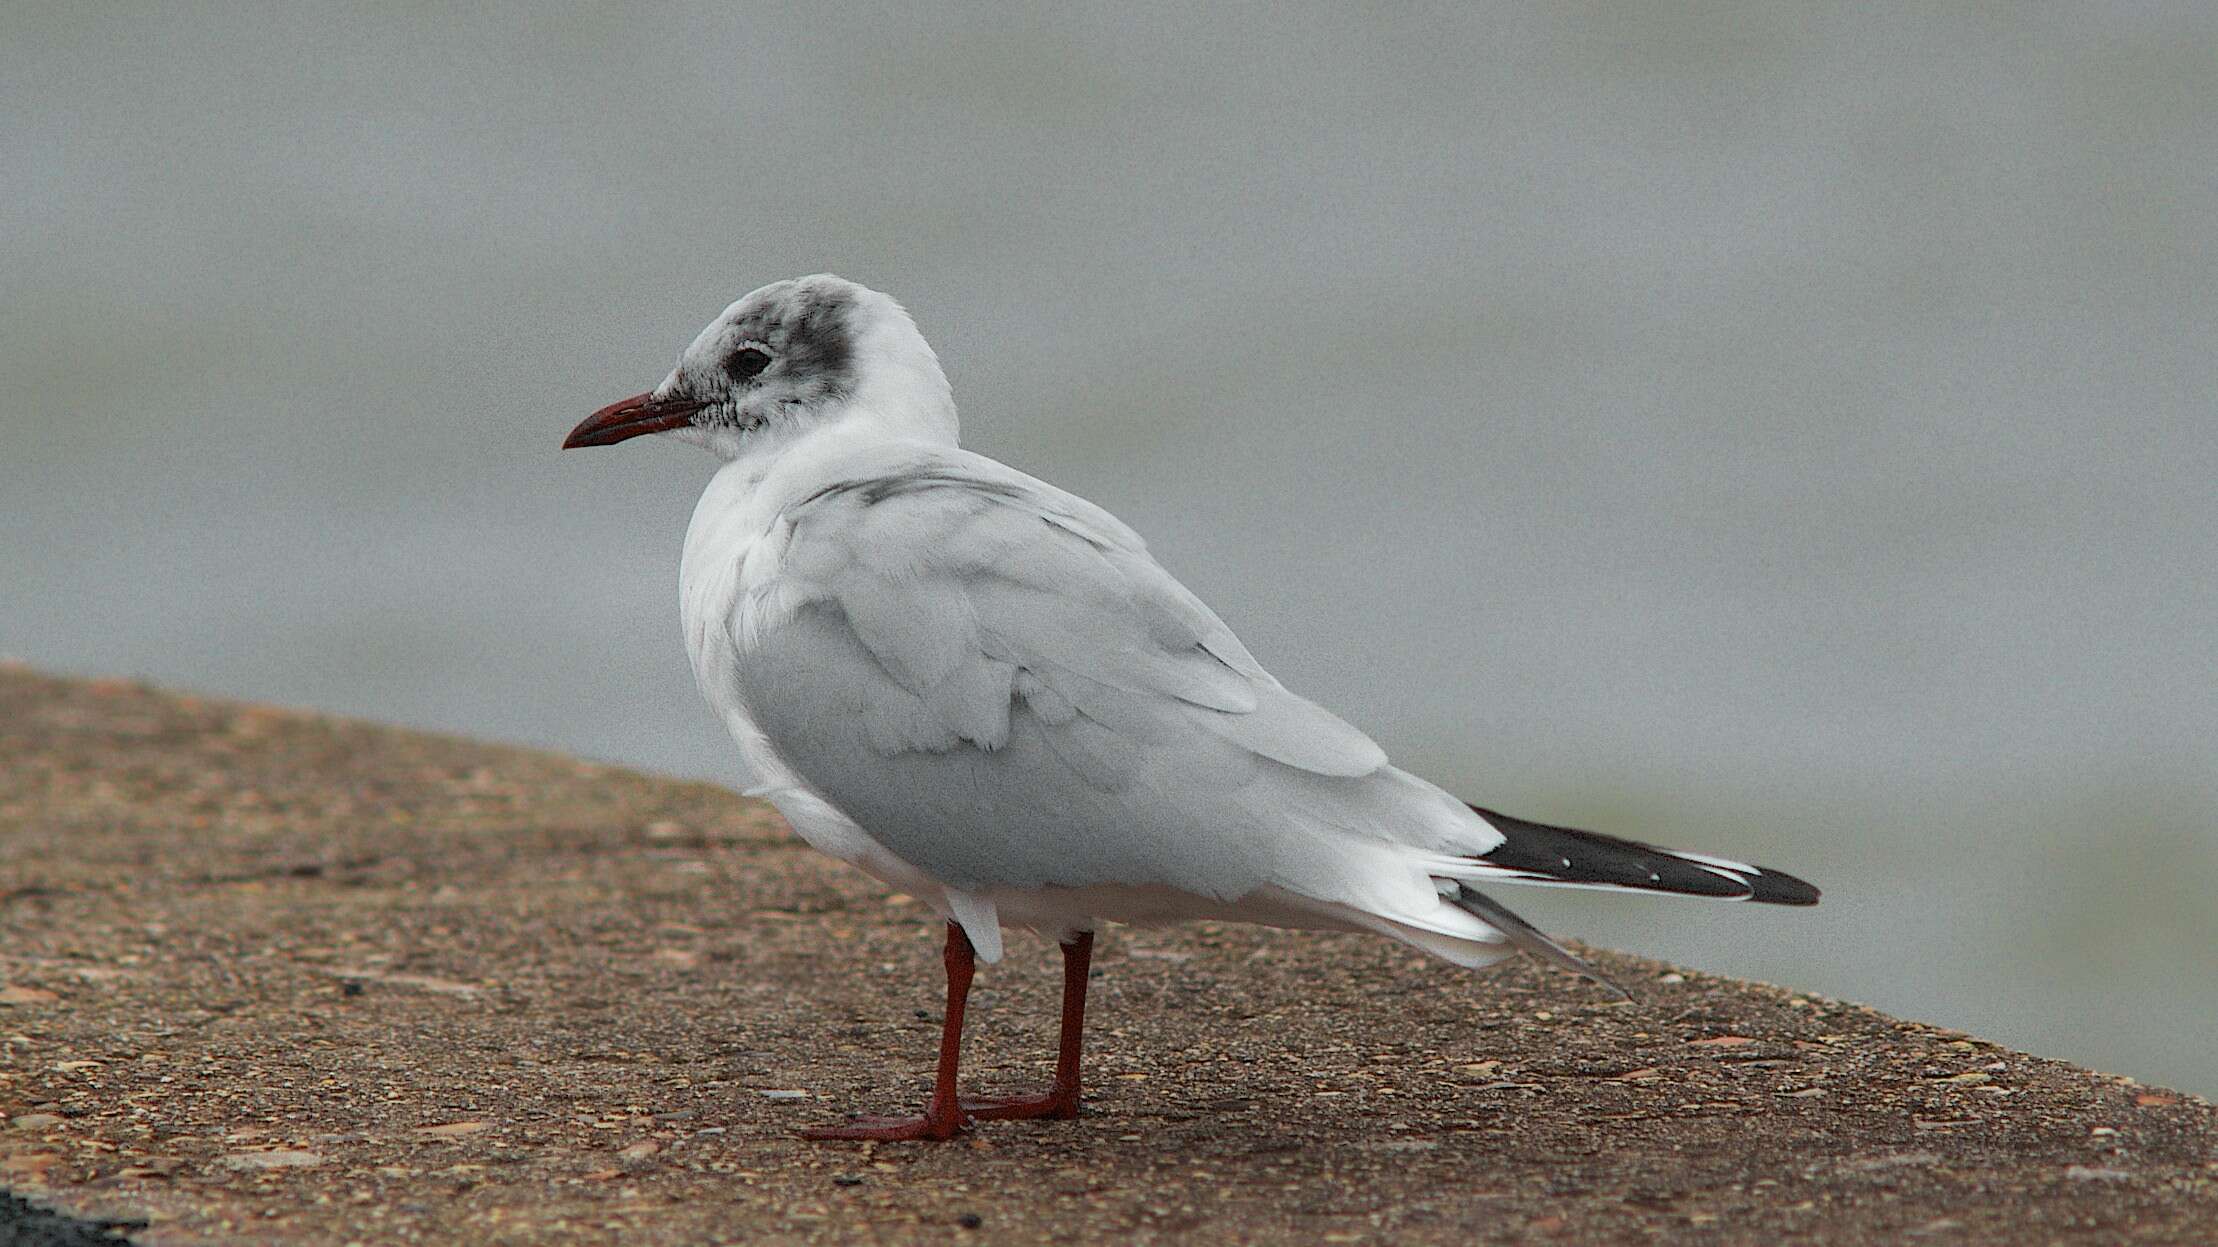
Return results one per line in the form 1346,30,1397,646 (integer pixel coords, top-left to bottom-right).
2,667,2214,1245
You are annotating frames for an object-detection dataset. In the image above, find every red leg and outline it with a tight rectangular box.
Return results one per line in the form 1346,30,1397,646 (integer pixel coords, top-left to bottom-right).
963,930,1092,1121
803,921,976,1141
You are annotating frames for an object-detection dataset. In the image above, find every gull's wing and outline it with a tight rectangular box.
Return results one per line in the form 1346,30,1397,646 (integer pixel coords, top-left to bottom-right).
730,447,1396,902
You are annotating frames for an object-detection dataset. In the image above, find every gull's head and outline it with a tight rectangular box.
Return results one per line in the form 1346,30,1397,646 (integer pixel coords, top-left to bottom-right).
566,274,956,460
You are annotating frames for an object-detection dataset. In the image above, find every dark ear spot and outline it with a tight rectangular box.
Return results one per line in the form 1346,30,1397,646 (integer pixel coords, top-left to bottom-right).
724,346,772,385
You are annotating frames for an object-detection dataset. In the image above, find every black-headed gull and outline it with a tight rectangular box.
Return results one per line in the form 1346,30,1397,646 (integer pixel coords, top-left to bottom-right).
566,274,1818,1141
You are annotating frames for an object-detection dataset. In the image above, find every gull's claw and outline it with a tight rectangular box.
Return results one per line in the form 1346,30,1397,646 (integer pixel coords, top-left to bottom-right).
801,1106,970,1142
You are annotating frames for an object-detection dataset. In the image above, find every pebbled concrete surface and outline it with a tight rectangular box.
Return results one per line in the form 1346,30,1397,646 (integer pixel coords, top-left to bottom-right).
2,666,2214,1245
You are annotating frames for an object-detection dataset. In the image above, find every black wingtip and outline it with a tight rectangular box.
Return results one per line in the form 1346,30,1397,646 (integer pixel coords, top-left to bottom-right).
1746,869,1821,907
1466,804,1821,907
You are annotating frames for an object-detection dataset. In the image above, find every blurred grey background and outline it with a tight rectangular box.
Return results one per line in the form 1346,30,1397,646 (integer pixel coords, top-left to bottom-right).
6,5,2214,1092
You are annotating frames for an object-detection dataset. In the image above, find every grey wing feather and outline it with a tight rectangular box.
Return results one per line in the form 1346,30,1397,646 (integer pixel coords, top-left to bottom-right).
732,451,1389,892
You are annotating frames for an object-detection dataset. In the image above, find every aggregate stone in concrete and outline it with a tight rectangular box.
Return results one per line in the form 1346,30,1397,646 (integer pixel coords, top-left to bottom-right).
2,667,2214,1245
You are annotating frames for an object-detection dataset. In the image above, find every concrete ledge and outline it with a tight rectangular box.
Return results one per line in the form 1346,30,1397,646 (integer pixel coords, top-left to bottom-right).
2,667,2213,1245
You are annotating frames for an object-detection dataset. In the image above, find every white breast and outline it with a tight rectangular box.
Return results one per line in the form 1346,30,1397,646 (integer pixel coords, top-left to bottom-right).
678,455,951,896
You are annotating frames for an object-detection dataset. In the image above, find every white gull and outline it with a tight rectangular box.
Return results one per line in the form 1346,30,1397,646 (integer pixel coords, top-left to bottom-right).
565,274,1819,1140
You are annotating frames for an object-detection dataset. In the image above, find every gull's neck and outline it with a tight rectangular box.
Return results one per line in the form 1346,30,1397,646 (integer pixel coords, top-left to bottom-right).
847,309,959,447
682,390,956,631
703,397,961,542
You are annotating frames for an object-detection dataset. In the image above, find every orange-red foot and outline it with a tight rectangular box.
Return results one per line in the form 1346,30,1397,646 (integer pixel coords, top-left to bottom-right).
961,1090,1081,1121
801,1107,969,1142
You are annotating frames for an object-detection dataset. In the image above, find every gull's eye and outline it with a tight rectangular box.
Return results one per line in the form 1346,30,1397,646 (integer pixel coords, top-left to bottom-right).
725,345,773,385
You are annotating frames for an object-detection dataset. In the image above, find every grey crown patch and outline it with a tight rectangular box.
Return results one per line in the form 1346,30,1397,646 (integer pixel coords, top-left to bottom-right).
707,281,861,422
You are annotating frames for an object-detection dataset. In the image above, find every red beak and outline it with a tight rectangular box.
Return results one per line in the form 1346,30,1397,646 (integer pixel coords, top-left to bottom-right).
563,391,708,449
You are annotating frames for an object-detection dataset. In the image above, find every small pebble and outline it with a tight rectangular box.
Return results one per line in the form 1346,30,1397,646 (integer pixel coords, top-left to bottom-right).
957,1212,983,1230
